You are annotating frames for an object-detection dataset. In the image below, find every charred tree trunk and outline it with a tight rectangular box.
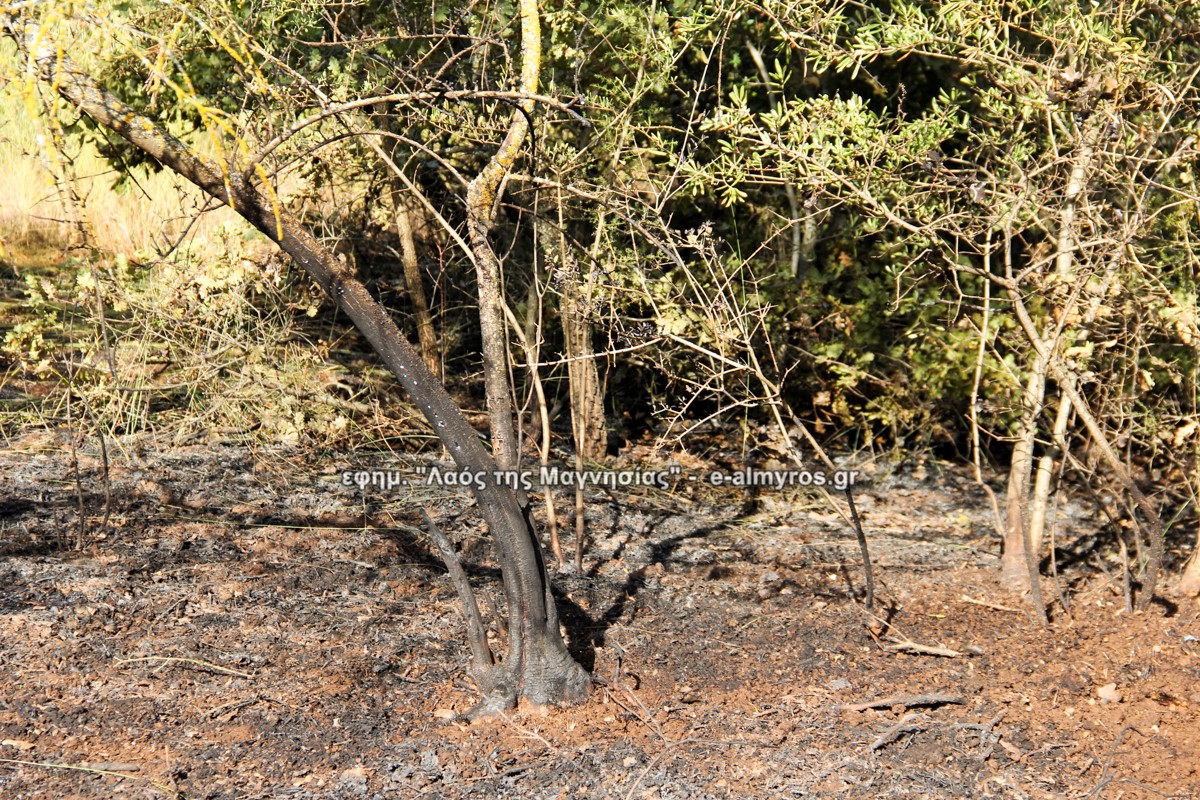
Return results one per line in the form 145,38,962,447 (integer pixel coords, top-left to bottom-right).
454,0,595,707
3,14,589,712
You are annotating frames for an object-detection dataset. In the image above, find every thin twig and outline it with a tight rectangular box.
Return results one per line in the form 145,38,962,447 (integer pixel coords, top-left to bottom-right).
0,758,175,797
870,712,926,751
960,594,1021,613
115,656,253,679
837,693,965,713
496,711,561,753
949,709,1007,754
1084,727,1170,800
845,484,874,609
881,639,962,658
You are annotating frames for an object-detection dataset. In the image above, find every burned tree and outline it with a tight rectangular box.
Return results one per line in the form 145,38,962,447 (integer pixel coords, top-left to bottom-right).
1,7,589,714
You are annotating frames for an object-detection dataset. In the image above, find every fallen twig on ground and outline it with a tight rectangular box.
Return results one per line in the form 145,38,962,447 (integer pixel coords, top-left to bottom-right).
837,693,965,712
960,594,1020,612
115,655,253,678
948,710,1007,755
881,638,962,657
869,712,927,751
0,758,174,797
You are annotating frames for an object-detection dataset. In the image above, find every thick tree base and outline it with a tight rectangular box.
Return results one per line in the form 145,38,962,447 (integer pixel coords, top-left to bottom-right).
461,637,592,720
521,640,592,707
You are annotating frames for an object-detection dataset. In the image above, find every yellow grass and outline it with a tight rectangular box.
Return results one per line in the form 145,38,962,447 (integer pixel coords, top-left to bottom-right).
0,87,244,259
0,32,392,449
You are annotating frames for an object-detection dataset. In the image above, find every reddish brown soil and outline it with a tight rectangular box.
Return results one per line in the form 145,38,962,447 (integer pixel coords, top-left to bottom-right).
1,438,1197,799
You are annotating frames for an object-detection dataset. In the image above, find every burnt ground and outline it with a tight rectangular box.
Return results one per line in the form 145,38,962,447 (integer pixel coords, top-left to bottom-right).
0,434,1198,800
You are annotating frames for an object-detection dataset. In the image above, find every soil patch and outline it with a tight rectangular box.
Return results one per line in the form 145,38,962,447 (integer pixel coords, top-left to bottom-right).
1,443,1197,799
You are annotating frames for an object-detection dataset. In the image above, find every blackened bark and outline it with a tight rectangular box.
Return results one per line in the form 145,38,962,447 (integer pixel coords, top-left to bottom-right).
4,15,589,710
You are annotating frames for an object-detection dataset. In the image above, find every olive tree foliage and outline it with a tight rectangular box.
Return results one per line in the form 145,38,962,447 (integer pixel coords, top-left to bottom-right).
1,0,592,713
684,0,1200,605
529,0,1200,609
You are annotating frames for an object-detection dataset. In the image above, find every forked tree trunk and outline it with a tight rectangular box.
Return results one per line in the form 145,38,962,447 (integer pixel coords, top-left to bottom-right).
463,0,546,474
1006,275,1166,611
4,14,590,712
1000,228,1049,622
1002,114,1100,604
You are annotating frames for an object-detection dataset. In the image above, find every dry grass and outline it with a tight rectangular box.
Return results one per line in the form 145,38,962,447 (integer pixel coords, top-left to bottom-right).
0,42,409,451
0,89,243,259
0,66,341,447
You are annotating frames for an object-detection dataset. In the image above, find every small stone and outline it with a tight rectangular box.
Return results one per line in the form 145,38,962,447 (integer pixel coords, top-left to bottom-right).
338,766,368,796
1097,683,1122,704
